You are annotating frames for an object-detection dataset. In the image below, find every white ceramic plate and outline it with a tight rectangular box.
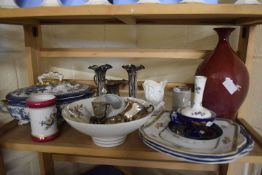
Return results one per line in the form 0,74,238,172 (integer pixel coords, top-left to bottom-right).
142,137,253,164
140,112,248,157
141,124,254,161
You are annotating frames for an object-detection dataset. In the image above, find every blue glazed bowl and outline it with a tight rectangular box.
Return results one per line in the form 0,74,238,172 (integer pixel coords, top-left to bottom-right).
15,0,43,8
159,0,181,4
204,0,218,4
58,0,88,6
113,0,137,4
170,110,216,127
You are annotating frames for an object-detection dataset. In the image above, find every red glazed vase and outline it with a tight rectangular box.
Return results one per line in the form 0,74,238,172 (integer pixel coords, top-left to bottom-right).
196,28,249,120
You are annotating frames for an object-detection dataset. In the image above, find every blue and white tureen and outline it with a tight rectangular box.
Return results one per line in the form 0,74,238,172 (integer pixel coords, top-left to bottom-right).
3,72,95,125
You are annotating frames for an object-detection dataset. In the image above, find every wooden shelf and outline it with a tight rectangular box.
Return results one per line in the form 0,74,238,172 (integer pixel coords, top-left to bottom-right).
0,119,261,170
0,4,262,25
40,48,209,59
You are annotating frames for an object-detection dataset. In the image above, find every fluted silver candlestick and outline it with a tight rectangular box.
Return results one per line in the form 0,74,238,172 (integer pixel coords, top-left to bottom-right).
89,64,112,96
122,64,144,98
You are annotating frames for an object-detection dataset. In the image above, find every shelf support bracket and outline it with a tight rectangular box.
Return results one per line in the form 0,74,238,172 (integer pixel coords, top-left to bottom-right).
24,24,42,85
115,16,136,25
38,153,55,175
237,25,257,119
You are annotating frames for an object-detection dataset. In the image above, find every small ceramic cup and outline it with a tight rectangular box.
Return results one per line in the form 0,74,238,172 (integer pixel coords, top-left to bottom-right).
172,86,191,112
26,94,58,142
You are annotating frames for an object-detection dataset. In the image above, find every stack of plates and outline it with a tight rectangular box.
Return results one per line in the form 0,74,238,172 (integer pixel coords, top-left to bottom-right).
139,112,254,164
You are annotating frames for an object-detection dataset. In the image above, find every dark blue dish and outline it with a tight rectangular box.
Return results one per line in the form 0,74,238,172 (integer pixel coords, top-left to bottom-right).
59,0,88,6
170,110,216,127
15,0,43,8
113,0,138,4
168,121,223,140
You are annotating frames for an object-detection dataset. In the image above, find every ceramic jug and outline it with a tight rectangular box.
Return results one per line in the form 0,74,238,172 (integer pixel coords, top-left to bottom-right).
143,80,167,114
27,94,58,142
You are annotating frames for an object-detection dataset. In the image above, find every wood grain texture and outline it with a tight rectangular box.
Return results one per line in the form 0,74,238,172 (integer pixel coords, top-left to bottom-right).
0,5,262,25
38,153,55,175
24,25,42,85
238,118,262,147
237,25,257,120
40,48,210,59
0,120,261,165
0,152,6,175
53,154,218,171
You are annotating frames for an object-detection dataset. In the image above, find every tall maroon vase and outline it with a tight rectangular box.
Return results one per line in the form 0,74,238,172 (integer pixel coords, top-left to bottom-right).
196,28,249,120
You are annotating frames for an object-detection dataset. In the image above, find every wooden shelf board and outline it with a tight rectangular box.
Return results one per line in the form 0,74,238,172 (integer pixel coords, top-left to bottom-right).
0,120,261,167
53,154,219,171
1,4,262,25
40,48,210,59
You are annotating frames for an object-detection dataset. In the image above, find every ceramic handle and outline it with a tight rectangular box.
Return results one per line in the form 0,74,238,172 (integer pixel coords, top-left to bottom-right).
193,76,207,108
0,99,8,113
38,72,64,84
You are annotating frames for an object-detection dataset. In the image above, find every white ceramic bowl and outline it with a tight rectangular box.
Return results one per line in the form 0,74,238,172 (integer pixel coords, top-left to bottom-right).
62,97,154,147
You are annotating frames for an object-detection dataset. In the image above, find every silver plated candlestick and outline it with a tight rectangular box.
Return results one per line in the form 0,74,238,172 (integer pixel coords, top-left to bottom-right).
122,64,144,98
89,64,112,96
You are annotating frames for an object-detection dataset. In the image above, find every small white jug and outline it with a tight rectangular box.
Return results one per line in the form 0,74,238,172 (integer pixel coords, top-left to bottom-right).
143,80,167,114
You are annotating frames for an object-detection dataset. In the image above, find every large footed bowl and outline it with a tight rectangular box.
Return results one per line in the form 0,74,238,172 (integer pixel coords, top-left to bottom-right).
62,97,154,147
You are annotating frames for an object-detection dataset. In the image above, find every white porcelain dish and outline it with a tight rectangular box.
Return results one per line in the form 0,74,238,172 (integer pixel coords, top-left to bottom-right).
140,112,249,157
142,135,253,164
62,97,154,147
160,126,221,150
139,112,254,163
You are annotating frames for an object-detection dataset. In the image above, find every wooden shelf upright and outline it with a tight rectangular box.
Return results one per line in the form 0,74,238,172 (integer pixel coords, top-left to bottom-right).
0,4,262,175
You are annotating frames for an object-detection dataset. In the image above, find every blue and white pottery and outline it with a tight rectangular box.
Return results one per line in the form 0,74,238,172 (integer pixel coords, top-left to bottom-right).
159,0,181,4
113,0,137,4
58,0,88,6
176,76,216,128
3,72,94,125
180,0,218,3
4,84,94,125
15,0,43,8
142,124,254,162
139,112,254,164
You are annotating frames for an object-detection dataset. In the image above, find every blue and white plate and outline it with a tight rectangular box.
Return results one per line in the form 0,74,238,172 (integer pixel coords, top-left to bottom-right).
141,125,254,162
142,137,252,164
139,112,254,163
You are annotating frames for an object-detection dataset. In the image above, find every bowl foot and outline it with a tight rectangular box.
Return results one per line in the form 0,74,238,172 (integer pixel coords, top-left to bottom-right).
92,136,126,147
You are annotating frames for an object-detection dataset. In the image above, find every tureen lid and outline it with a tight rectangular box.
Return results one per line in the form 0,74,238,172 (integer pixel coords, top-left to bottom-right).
6,72,94,102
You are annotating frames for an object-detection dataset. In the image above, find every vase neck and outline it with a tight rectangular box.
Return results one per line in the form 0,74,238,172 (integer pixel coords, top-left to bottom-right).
214,28,235,43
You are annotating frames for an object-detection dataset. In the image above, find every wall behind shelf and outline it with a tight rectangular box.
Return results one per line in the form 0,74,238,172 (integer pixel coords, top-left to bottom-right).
0,24,261,175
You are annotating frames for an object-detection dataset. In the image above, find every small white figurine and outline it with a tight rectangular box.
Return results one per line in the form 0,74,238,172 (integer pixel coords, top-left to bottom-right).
143,80,167,114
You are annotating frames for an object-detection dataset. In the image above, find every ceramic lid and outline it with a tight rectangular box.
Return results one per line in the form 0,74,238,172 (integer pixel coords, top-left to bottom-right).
6,83,94,102
6,72,94,103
